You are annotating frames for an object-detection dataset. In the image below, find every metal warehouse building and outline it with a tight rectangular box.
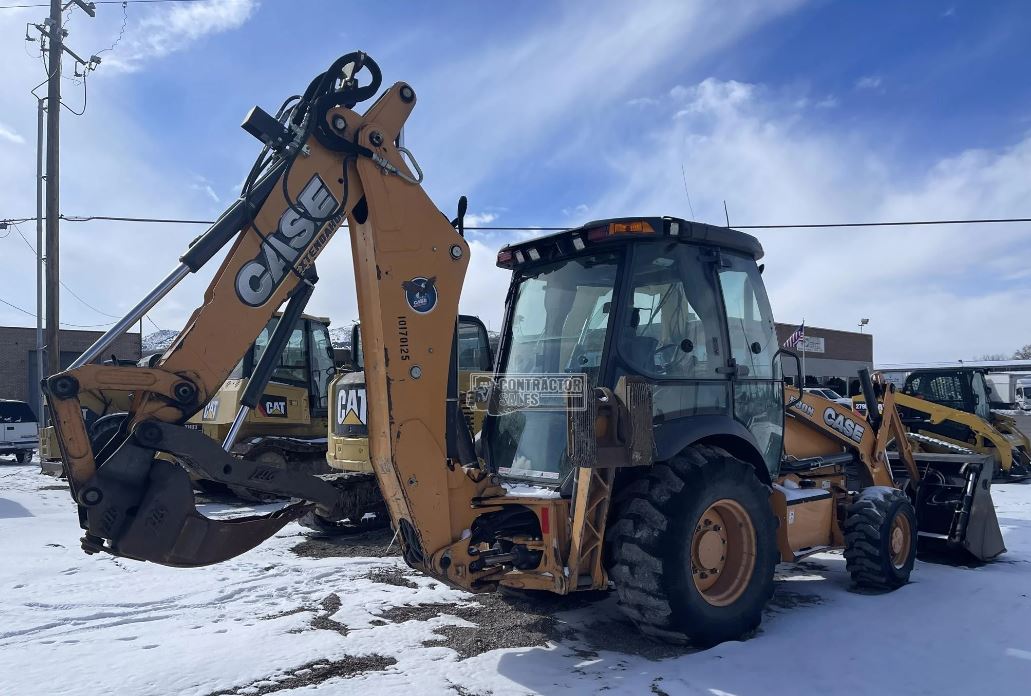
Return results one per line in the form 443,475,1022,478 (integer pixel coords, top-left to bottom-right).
776,323,873,396
0,326,141,419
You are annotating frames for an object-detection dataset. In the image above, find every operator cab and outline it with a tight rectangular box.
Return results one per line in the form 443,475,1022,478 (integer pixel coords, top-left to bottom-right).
228,313,336,416
900,368,994,442
483,217,784,490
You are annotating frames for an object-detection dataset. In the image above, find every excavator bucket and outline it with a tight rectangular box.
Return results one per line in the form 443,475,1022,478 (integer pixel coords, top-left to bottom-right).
894,452,1006,562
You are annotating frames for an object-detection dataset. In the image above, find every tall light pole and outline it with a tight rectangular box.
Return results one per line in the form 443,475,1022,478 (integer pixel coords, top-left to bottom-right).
858,318,870,334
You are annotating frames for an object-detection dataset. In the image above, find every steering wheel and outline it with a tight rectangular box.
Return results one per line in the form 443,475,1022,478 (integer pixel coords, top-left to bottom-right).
653,342,693,374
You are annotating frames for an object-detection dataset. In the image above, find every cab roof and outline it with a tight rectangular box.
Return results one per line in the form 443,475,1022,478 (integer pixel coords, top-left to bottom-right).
496,216,763,270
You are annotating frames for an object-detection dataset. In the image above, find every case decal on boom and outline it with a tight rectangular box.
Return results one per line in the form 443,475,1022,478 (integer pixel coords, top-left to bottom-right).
402,276,438,314
823,407,865,443
235,174,338,307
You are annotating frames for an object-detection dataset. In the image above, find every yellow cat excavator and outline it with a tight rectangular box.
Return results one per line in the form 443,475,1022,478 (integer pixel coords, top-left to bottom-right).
43,53,1003,646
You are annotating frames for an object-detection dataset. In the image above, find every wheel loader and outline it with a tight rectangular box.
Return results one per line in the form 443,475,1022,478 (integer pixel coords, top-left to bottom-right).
41,52,1004,646
857,367,1031,481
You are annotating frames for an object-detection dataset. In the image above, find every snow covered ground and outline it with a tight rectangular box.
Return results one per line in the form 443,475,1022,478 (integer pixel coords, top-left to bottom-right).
3,459,1031,696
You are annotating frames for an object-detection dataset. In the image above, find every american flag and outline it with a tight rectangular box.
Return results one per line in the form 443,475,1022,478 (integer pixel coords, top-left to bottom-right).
783,321,805,349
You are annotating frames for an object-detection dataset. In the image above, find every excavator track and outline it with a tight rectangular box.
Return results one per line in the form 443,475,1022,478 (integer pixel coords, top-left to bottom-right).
295,471,387,535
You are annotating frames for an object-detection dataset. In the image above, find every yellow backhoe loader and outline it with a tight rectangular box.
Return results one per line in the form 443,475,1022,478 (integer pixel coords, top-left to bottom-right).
42,53,1003,646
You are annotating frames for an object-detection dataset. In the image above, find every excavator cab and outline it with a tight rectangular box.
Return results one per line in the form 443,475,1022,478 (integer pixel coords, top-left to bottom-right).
185,313,337,493
326,315,492,475
484,217,783,490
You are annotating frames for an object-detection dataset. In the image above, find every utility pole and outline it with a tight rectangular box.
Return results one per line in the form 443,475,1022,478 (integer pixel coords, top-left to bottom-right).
36,97,46,423
44,0,62,378
32,0,98,394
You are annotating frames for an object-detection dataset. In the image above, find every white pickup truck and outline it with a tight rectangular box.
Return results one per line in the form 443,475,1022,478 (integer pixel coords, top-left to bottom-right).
0,400,38,463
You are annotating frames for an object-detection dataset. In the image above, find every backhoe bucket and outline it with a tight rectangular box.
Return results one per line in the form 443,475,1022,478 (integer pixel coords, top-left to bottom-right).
892,452,1006,562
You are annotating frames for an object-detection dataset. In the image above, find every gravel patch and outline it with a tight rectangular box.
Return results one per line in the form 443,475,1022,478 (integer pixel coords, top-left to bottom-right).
291,526,397,559
205,654,396,696
364,566,418,589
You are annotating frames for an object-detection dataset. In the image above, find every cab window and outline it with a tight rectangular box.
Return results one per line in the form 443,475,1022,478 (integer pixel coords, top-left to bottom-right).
620,243,723,379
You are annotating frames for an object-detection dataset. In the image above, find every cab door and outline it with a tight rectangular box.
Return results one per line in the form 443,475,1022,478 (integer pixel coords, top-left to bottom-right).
715,253,784,477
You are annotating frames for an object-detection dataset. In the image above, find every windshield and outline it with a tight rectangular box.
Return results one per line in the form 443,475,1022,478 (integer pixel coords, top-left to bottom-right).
0,401,36,423
489,252,620,484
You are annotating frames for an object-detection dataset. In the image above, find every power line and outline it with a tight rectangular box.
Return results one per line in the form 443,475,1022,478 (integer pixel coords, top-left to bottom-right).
2,214,1031,230
8,222,122,319
0,295,115,328
0,0,207,9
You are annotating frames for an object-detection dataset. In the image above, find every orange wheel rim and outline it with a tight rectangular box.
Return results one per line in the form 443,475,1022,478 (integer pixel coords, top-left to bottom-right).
691,499,756,607
890,514,912,569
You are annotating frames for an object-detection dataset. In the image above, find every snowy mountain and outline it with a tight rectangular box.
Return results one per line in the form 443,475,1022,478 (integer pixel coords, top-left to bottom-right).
329,325,353,348
142,329,178,354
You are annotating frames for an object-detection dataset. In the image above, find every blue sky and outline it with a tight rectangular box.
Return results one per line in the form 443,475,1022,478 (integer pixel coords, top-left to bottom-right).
0,0,1028,362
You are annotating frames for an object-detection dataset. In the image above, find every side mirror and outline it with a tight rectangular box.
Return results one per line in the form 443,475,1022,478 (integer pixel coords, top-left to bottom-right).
774,348,803,409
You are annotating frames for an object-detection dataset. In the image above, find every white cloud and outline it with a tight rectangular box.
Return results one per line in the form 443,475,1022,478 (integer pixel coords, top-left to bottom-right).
407,0,806,200
0,122,25,145
190,176,220,204
855,75,882,90
101,0,258,72
464,212,497,226
587,78,1031,362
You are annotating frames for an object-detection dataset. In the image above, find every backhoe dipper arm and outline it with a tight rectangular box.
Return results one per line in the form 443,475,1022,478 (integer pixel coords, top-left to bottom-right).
43,54,488,570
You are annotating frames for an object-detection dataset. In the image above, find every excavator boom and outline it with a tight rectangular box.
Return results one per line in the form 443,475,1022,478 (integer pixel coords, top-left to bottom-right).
43,54,484,570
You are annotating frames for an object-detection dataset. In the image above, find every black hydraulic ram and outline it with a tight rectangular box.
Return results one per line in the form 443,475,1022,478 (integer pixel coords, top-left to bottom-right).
222,267,318,451
859,368,882,432
70,159,288,370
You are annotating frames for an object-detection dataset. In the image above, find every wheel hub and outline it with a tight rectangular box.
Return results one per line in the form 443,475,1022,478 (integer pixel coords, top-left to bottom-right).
691,499,757,607
890,514,912,569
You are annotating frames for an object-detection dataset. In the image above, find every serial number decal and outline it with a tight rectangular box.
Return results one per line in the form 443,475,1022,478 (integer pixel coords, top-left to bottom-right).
397,316,411,361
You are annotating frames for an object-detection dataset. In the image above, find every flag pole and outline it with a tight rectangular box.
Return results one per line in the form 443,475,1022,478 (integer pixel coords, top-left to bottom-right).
801,338,806,387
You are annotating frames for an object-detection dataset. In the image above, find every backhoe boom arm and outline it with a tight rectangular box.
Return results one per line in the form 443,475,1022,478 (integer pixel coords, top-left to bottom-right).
43,54,488,573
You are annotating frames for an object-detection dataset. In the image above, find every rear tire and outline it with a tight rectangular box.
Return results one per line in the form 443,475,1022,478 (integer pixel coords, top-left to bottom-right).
15,450,32,464
607,445,778,646
843,487,917,590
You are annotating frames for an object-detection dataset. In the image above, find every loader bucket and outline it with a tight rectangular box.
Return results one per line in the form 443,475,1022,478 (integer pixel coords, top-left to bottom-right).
890,452,1005,562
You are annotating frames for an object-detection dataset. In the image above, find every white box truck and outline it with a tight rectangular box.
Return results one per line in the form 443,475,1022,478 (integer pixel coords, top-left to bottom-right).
986,372,1031,408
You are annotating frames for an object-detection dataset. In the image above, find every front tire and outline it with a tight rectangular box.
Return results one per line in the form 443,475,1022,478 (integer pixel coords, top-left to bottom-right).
843,487,917,590
15,450,33,464
607,445,778,646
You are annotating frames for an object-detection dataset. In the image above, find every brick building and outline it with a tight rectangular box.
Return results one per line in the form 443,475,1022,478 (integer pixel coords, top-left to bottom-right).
775,323,873,396
0,326,141,419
